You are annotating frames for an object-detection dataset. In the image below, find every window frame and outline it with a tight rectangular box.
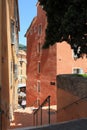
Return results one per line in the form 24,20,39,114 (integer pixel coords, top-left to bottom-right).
72,67,84,74
38,24,42,35
11,20,15,44
37,80,41,93
37,61,40,74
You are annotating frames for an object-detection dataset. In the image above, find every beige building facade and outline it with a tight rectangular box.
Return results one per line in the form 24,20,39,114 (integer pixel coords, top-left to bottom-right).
0,0,20,130
17,49,27,106
18,49,26,85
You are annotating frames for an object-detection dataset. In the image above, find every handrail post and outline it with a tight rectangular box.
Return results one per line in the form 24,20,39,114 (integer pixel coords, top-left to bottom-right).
33,114,35,126
36,113,38,126
40,106,42,125
33,96,51,126
48,96,50,124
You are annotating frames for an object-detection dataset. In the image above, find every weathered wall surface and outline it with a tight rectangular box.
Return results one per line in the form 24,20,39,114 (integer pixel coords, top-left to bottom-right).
57,74,87,98
26,4,57,106
56,75,87,122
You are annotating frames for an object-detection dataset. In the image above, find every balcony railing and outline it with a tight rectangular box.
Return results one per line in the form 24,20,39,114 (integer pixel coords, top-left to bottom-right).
33,96,51,126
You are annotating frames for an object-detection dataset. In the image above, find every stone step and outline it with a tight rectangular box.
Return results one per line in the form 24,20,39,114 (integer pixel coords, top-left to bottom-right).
8,126,36,130
9,118,87,130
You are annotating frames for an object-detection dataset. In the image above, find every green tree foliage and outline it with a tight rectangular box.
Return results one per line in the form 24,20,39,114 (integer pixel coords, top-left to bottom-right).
39,0,87,58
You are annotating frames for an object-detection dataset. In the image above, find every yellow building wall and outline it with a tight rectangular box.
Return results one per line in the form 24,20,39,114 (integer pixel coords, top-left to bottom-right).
1,0,10,129
0,0,1,42
0,0,19,129
0,2,2,125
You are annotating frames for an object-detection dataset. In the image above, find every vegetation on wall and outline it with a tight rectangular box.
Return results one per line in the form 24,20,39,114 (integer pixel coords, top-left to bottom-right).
70,73,87,79
39,0,87,58
19,44,26,51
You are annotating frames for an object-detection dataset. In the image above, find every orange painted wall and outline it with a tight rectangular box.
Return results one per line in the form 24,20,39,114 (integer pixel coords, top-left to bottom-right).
57,88,87,122
56,41,87,74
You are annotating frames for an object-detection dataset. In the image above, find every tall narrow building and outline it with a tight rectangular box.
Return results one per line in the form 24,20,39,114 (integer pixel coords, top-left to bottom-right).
25,3,57,107
0,0,20,129
25,2,87,109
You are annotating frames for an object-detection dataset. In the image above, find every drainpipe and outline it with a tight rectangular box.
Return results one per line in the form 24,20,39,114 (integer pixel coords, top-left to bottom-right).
0,0,2,107
0,0,2,129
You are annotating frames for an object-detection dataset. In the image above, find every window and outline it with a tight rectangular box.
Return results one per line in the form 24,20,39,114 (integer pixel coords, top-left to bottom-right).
37,61,40,73
11,21,15,44
37,98,40,106
41,5,44,9
38,24,42,35
37,43,42,53
10,62,13,87
50,81,55,85
37,81,40,92
72,47,80,59
21,78,22,83
34,26,37,33
29,29,32,35
14,1,18,27
73,68,84,74
72,50,78,59
14,64,18,79
21,69,22,75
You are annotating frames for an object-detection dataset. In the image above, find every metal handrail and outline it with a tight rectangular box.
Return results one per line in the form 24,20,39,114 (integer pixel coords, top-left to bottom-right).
33,95,51,126
57,96,87,113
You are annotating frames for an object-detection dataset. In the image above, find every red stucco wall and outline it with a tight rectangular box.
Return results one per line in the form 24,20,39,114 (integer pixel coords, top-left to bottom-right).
26,4,87,109
26,5,57,106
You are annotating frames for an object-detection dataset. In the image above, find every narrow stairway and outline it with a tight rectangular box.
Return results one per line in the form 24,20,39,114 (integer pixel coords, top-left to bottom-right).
9,118,87,130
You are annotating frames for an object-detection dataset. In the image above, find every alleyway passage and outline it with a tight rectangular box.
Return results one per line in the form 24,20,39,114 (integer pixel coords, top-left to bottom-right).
10,105,57,129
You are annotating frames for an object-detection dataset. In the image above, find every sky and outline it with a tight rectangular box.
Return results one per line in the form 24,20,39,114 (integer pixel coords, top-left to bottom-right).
18,0,38,45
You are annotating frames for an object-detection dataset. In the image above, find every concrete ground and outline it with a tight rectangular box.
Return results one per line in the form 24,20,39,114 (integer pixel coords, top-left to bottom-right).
28,118,87,130
9,118,87,130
